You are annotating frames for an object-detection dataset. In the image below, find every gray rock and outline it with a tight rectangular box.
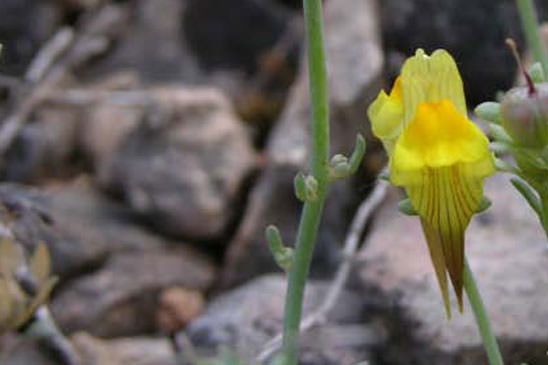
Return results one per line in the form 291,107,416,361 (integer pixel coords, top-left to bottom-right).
0,182,217,338
222,0,383,286
103,87,256,241
79,0,195,82
72,333,177,365
358,174,548,364
2,105,81,183
0,333,178,365
81,95,145,186
185,274,380,365
51,247,215,337
0,182,168,278
0,336,58,365
0,181,219,288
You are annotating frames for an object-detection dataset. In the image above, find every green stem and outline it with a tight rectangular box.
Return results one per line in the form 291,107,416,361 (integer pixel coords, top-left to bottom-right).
463,258,504,365
541,193,548,241
281,0,330,364
516,0,548,76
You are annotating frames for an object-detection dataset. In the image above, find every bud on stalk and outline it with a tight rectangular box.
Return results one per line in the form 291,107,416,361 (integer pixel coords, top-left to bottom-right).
500,83,548,149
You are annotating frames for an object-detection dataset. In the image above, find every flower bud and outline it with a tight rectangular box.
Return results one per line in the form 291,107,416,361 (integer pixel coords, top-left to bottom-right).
500,83,548,149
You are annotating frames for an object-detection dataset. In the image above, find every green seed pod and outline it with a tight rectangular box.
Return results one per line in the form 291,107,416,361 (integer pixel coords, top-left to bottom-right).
500,83,548,149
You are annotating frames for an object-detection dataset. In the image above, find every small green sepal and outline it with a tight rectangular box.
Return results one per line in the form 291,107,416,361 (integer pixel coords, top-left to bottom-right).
528,62,545,83
510,178,542,217
398,198,418,216
476,196,492,213
474,102,501,124
328,134,366,181
487,123,513,144
493,157,517,173
294,173,318,202
266,225,293,272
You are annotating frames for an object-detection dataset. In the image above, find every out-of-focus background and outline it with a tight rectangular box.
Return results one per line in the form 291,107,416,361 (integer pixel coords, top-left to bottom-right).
0,0,548,364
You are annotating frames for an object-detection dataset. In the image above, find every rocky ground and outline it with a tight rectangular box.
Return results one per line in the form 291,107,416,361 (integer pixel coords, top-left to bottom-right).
0,0,547,364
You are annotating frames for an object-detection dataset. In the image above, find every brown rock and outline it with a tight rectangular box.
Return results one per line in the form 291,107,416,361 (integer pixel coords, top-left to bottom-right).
102,87,256,241
73,332,177,365
0,182,185,279
2,105,81,183
185,274,381,364
358,174,548,364
81,99,145,185
52,248,215,337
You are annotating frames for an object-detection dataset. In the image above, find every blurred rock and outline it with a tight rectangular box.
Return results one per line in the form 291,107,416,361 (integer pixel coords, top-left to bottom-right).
0,180,221,300
73,333,177,365
81,96,145,185
0,182,179,278
102,87,255,241
358,174,548,364
51,247,215,337
185,274,381,364
85,0,299,125
0,0,63,76
2,105,81,183
0,336,59,365
380,0,548,106
183,0,291,75
0,181,216,338
53,0,104,11
0,332,177,365
222,0,383,286
84,0,198,82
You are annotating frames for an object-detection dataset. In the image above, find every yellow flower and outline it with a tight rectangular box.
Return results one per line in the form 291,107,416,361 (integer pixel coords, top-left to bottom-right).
367,49,495,317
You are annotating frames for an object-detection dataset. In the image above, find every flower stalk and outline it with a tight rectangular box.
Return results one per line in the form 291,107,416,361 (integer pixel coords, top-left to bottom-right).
463,258,504,365
271,1,366,362
280,0,330,363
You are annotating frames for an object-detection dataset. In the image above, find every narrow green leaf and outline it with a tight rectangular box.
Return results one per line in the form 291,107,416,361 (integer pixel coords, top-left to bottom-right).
510,178,542,216
348,133,366,174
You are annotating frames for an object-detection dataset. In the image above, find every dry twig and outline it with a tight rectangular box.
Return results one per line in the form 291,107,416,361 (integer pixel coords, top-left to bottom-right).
256,177,389,362
0,5,124,161
24,27,75,84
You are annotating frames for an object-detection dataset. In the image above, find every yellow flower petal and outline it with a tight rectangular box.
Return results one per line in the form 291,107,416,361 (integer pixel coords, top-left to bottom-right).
391,100,494,178
401,49,467,125
405,165,485,314
368,77,403,155
390,100,494,316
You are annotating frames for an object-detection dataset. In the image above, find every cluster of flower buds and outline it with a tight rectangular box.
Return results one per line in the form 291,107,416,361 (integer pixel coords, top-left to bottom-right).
476,60,548,181
500,83,548,149
475,50,548,237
